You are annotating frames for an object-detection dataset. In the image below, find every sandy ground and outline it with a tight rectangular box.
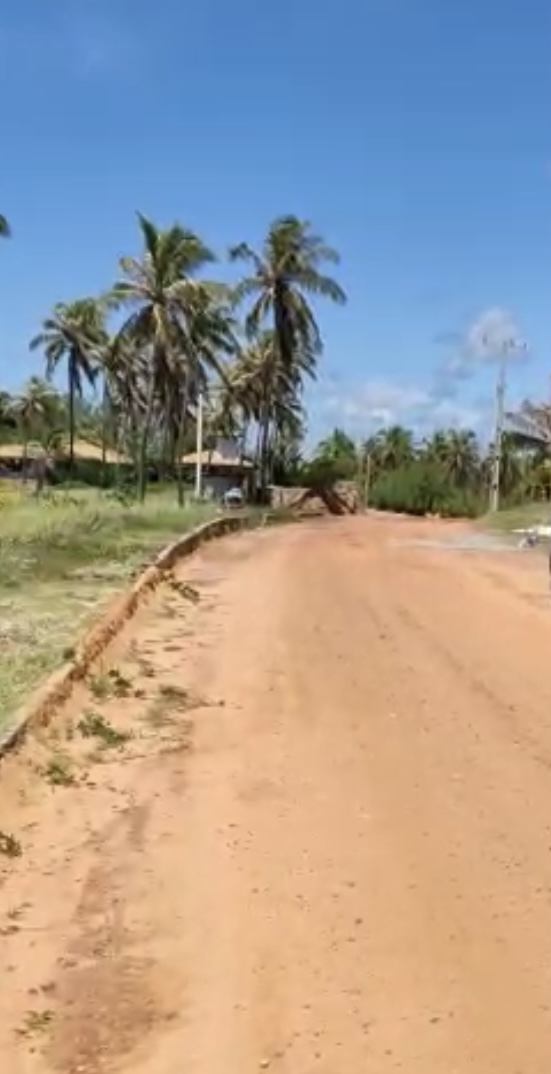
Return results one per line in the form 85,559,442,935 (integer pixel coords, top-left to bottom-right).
0,515,550,1074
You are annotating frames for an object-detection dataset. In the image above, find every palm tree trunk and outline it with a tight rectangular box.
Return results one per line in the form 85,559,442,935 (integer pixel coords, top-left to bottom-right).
138,377,155,503
161,422,172,482
114,421,122,490
176,382,190,508
253,417,263,502
238,416,249,501
22,433,29,484
259,409,271,502
68,357,76,482
240,416,249,464
273,286,292,369
101,374,108,488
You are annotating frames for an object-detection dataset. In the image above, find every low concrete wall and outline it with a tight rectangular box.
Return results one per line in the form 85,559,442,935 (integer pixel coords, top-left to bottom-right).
0,513,255,761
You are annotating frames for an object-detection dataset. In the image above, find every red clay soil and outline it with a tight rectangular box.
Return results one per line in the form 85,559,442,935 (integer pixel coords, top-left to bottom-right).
0,516,549,1074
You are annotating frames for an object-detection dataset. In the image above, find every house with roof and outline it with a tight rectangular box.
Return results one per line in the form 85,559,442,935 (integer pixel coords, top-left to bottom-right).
180,438,253,500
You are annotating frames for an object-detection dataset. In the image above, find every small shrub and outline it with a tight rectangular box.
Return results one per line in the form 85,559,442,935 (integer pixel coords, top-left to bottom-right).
77,711,130,748
89,667,133,700
145,683,197,727
43,754,75,787
158,683,193,705
16,1010,55,1037
0,830,22,858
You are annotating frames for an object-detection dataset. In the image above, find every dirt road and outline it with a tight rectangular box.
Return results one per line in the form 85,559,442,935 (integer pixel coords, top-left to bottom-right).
1,517,550,1074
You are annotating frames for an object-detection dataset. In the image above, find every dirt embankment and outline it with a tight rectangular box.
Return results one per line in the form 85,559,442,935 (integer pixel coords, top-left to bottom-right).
1,517,550,1074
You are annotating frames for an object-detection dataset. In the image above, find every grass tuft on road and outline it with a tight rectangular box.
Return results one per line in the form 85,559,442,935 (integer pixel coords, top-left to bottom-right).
0,488,218,730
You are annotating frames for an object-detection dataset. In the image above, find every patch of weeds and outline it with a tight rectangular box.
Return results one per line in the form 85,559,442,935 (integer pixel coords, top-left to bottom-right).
89,666,133,701
88,671,111,701
159,683,193,706
167,575,200,603
42,754,76,787
77,711,130,749
16,1009,55,1038
0,830,22,858
108,667,133,696
145,683,198,729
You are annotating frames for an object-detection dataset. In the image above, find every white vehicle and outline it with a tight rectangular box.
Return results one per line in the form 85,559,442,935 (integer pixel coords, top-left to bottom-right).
223,486,244,509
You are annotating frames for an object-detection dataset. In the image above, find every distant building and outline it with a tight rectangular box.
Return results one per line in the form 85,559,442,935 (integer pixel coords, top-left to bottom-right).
181,438,253,500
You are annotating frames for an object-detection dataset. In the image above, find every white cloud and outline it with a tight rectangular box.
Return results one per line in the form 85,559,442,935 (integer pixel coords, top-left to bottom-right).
431,306,529,400
321,378,487,435
466,307,528,361
325,380,429,425
315,306,528,441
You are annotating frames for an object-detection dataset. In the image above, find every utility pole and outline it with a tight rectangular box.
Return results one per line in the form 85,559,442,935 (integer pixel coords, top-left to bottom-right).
489,356,506,513
487,336,526,513
194,390,204,499
363,452,372,508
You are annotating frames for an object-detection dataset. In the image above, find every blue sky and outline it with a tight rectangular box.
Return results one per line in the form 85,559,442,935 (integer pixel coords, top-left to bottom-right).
1,0,549,444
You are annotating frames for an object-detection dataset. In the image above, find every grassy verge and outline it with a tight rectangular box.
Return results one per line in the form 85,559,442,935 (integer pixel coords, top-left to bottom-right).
0,488,218,729
481,502,551,534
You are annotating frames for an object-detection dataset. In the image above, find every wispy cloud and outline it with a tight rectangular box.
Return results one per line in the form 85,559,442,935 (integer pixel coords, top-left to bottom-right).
465,307,527,360
433,306,529,396
319,377,489,437
313,304,529,441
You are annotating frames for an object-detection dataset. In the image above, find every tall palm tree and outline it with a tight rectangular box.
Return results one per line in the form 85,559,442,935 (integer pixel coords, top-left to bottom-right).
374,425,415,470
311,427,359,486
9,377,57,478
0,389,16,434
315,428,357,464
109,213,227,501
492,432,524,498
423,428,480,486
224,330,308,494
171,286,237,504
88,331,130,485
230,216,346,375
30,299,102,476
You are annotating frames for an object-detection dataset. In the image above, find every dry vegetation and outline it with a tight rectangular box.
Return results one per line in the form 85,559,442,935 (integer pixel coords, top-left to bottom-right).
0,487,216,730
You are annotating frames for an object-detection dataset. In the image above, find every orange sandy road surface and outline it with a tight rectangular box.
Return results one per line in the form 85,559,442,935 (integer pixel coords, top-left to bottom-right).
0,516,550,1074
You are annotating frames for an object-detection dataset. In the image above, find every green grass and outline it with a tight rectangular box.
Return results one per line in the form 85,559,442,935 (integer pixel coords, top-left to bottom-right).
0,488,218,730
481,501,551,533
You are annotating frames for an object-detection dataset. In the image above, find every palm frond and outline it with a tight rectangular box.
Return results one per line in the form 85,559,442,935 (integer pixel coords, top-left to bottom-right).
228,243,263,272
136,213,160,261
296,270,346,304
